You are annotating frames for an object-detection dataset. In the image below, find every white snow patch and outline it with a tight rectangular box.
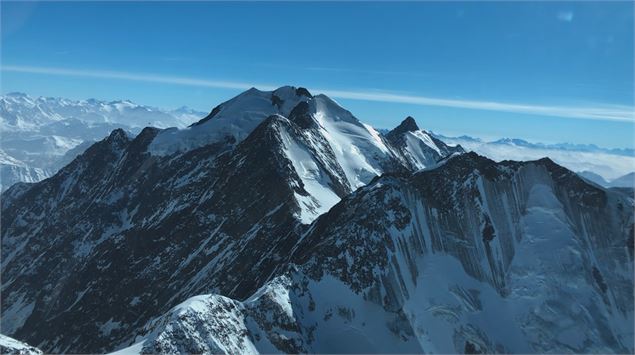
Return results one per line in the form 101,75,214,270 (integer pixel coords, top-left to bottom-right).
99,318,122,337
279,127,340,224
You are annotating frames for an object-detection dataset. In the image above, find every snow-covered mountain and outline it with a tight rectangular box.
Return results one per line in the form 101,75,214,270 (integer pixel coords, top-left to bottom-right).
120,153,634,354
385,116,464,171
0,92,205,191
3,90,631,192
1,86,464,353
435,134,635,182
1,86,632,354
3,86,633,354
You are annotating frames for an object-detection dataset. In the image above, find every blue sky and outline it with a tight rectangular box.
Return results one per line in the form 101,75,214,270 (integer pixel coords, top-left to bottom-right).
1,1,633,148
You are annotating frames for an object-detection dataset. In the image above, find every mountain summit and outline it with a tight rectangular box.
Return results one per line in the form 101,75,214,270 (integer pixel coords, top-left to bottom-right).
386,115,420,138
1,86,466,352
386,116,464,170
1,86,632,354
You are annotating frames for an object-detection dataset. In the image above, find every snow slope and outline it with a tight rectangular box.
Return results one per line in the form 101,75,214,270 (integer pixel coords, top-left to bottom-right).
113,271,422,354
148,86,311,155
292,153,633,353
0,334,42,355
279,124,341,223
146,87,396,191
386,117,464,171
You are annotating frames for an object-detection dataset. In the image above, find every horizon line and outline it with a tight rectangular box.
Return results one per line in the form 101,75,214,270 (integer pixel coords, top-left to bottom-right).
3,64,634,123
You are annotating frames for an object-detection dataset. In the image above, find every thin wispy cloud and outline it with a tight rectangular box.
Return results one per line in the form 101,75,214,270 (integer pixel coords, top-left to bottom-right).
557,11,574,22
306,66,432,78
254,63,432,78
317,89,634,123
2,65,277,91
3,64,633,123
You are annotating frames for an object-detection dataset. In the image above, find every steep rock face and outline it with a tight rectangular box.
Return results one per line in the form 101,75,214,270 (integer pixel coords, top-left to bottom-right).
293,153,634,353
128,153,633,354
1,87,463,353
1,120,303,352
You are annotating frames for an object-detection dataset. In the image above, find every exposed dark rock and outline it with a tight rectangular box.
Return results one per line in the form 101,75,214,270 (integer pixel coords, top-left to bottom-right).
385,116,419,142
271,94,283,109
287,101,315,129
482,217,496,243
295,87,312,98
465,340,481,354
593,266,608,293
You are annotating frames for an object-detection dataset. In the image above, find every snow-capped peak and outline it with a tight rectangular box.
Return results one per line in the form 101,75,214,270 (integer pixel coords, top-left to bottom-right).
385,116,465,171
386,116,419,138
147,90,466,223
149,86,313,155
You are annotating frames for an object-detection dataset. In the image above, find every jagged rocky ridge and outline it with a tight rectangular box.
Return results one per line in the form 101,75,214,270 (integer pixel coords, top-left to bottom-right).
1,87,463,353
122,153,634,354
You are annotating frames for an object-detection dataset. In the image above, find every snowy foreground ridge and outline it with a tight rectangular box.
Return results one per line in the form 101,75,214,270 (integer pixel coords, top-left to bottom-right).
1,86,633,354
0,334,42,355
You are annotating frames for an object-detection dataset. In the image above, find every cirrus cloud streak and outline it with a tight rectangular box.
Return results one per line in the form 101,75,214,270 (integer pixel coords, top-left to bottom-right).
3,64,633,123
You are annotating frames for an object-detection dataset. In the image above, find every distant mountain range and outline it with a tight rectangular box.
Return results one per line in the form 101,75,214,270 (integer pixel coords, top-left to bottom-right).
427,133,635,184
2,86,632,354
432,135,635,157
0,92,205,190
2,92,633,192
